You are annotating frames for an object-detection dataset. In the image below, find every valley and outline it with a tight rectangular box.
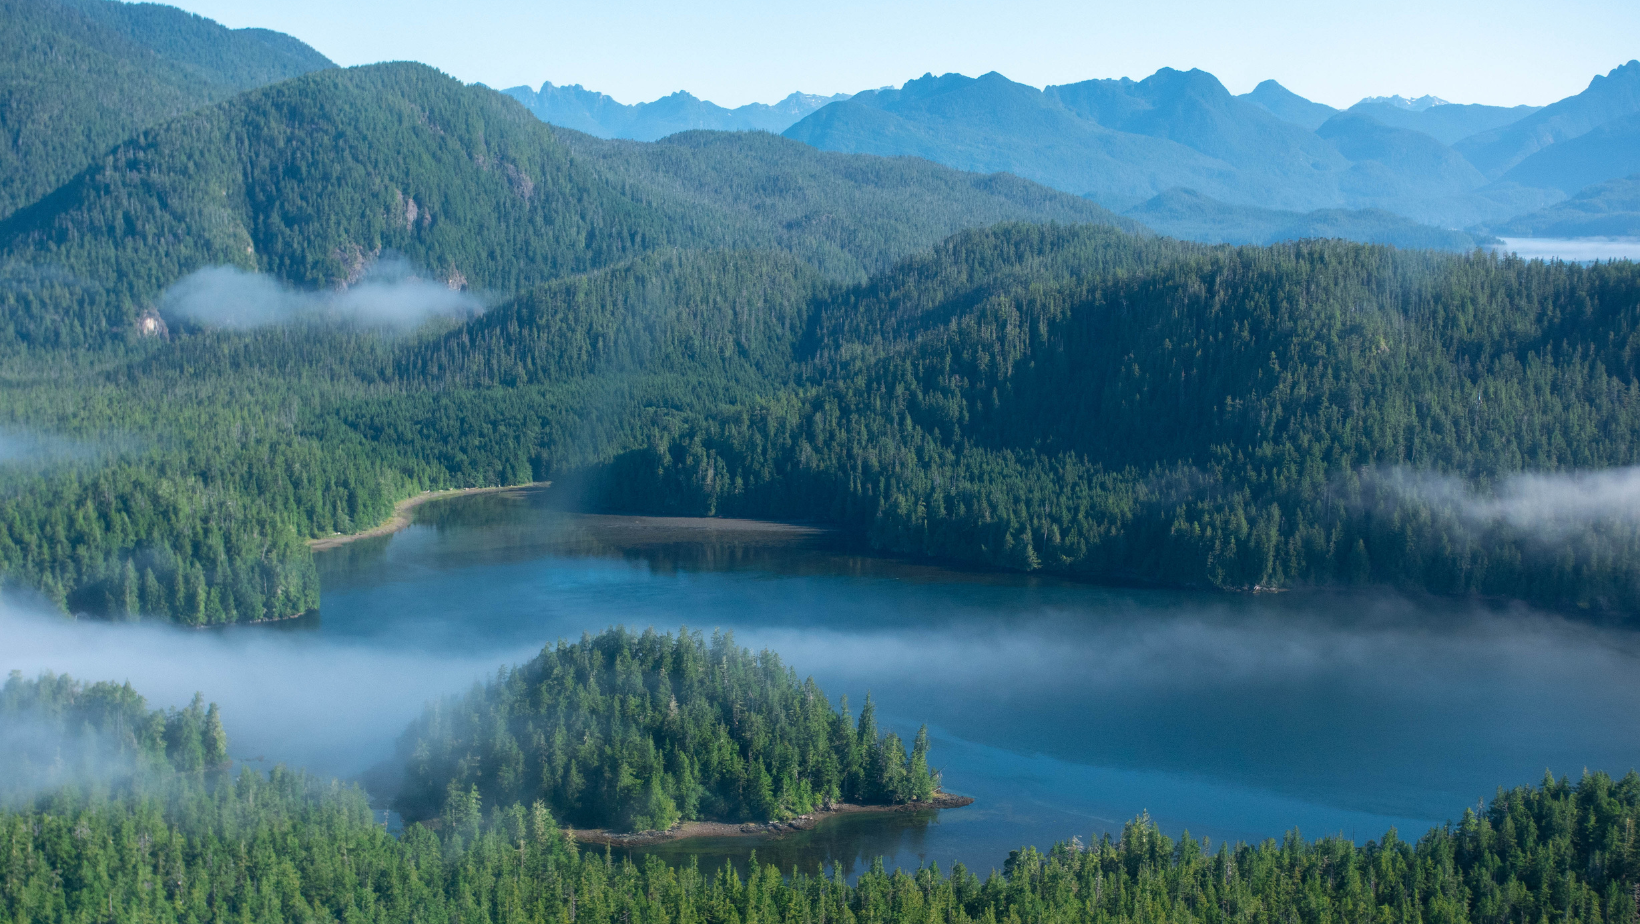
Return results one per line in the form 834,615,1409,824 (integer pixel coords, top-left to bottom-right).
0,0,1637,920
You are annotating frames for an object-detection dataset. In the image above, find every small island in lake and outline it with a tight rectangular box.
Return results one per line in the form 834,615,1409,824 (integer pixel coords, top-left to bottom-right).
393,627,968,838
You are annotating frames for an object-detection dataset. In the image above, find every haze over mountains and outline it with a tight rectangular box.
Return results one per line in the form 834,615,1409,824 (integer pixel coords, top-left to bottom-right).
500,82,850,141
505,61,1640,244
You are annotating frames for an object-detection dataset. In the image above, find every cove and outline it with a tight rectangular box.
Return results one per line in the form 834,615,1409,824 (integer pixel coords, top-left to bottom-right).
3,484,1637,879
312,486,1640,876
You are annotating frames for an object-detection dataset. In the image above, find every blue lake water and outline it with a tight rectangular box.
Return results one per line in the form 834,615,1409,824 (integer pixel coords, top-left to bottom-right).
6,484,1639,878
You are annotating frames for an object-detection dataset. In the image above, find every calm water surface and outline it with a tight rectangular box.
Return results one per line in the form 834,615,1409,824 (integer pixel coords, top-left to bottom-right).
311,487,1640,875
5,485,1637,878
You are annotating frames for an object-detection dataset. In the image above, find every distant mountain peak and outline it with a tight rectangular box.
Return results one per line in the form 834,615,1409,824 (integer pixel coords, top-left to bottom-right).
502,81,851,140
1358,94,1451,111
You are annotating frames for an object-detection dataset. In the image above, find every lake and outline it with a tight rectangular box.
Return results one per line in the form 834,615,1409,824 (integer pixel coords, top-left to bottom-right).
4,484,1639,878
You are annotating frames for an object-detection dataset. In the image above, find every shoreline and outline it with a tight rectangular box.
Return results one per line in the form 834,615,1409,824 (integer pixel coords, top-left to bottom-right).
306,482,551,551
572,793,975,848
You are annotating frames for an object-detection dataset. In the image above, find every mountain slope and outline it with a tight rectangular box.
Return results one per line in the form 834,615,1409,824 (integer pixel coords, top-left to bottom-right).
502,81,848,140
1455,61,1640,177
1344,101,1538,146
1124,187,1485,251
1238,80,1337,130
1482,174,1640,238
784,71,1243,209
0,62,1125,351
1044,69,1350,209
0,0,332,219
1315,112,1489,221
1497,112,1640,195
783,68,1538,226
585,224,1640,611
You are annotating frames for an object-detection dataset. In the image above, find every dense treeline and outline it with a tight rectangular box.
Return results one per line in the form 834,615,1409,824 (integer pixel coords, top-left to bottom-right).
8,223,1640,622
3,751,1637,923
396,627,938,831
569,226,1640,613
1,672,228,799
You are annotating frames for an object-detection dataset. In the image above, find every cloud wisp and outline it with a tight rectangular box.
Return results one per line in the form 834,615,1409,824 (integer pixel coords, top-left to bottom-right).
162,258,482,331
1372,465,1640,539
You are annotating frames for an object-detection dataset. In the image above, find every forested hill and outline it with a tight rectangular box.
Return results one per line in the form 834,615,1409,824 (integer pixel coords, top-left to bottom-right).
394,628,939,830
0,60,1124,352
6,222,1640,623
0,0,332,221
571,225,1640,612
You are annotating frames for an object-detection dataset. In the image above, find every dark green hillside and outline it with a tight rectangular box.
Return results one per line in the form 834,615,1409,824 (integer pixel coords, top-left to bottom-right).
0,61,1123,352
579,224,1640,612
404,249,821,389
0,61,671,350
394,628,938,830
551,127,1134,280
0,0,331,220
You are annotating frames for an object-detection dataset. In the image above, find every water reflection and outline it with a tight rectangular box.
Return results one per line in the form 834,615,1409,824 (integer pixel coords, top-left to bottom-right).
597,808,944,880
301,486,1640,873
8,484,1636,878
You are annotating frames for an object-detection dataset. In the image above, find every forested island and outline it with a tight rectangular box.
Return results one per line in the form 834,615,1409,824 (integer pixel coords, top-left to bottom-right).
3,669,1637,924
395,628,944,833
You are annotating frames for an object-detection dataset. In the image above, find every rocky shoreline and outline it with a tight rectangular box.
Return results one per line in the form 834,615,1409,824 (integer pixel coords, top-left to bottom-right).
572,793,975,847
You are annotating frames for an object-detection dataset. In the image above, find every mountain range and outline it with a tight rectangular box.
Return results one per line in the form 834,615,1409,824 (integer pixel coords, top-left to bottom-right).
500,82,850,141
505,61,1640,241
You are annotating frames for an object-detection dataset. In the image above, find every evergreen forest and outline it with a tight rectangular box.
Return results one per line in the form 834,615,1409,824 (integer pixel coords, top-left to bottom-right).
394,628,939,831
3,673,1638,924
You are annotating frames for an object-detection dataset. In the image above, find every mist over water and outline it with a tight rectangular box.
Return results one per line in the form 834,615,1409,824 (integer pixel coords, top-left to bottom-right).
1488,238,1640,263
0,599,533,776
6,486,1640,876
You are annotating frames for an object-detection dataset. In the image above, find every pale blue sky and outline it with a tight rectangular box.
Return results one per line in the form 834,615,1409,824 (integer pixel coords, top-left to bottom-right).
168,0,1637,109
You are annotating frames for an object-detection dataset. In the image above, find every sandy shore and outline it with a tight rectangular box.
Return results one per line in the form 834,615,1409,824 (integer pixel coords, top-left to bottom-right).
306,482,551,550
572,793,975,847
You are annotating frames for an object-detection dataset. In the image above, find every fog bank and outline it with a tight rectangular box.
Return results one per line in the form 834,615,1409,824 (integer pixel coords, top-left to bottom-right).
0,597,536,779
162,258,482,331
1375,465,1640,538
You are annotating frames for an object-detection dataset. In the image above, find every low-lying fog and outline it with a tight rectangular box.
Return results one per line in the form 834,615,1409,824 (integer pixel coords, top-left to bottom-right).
1489,237,1640,263
5,491,1640,864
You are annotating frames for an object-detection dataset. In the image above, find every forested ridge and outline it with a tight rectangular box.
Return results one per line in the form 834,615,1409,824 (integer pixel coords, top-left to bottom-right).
394,628,939,831
2,56,1640,622
0,0,331,222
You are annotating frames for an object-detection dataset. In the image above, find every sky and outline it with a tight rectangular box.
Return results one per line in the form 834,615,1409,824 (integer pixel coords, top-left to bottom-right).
133,0,1640,111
